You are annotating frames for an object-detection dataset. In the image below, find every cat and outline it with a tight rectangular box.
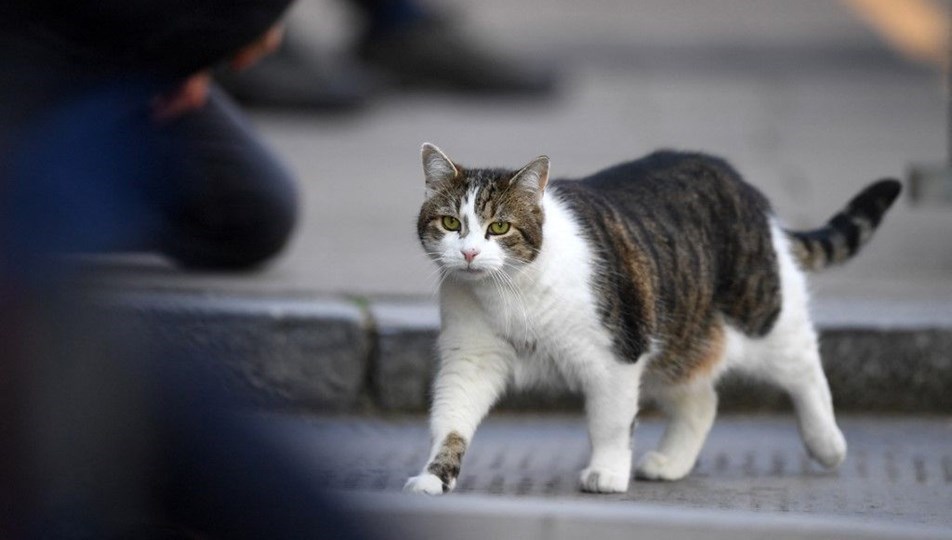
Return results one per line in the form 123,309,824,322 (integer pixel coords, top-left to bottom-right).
405,143,901,495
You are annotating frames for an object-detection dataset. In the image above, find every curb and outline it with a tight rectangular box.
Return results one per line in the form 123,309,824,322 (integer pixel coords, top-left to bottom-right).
97,290,370,410
93,290,952,413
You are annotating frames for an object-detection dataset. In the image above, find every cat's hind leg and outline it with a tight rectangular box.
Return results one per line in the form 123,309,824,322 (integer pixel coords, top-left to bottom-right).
636,377,718,481
756,323,847,469
743,227,846,469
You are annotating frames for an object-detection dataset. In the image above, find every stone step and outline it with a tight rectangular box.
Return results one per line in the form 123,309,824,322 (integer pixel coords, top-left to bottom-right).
93,289,952,413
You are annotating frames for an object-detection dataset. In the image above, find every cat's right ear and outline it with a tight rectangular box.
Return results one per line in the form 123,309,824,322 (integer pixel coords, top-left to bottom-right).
421,143,458,198
510,155,549,203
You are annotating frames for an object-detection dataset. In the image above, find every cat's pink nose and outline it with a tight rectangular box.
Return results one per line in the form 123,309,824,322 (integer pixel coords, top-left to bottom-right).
461,248,480,263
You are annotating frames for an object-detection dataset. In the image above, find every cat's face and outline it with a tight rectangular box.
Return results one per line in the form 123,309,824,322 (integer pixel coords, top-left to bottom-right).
417,143,548,281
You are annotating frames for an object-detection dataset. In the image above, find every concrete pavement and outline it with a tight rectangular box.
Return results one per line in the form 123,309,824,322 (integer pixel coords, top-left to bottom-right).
254,413,952,536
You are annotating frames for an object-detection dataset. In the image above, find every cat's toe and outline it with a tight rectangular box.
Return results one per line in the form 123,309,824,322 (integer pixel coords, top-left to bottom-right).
404,473,447,495
579,466,630,493
805,429,847,469
635,451,691,481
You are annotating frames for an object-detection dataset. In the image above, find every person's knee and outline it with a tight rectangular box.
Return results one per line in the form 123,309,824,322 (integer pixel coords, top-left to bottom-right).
167,168,298,271
236,181,298,268
158,87,300,271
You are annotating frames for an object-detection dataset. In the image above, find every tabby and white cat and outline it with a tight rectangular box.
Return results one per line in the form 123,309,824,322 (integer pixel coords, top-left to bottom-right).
405,143,901,494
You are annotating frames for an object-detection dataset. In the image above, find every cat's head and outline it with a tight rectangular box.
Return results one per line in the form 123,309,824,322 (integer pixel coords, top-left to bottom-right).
416,143,548,281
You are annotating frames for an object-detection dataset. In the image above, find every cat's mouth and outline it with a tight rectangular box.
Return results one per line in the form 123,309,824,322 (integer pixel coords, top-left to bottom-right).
456,266,489,279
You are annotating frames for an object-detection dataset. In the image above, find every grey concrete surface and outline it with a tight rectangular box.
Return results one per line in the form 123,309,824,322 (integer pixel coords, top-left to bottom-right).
91,0,952,307
369,300,441,410
96,290,370,409
342,492,952,540
266,0,952,298
256,413,952,533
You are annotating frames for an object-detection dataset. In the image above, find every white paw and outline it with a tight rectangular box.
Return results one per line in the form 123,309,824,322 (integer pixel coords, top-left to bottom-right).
635,451,692,481
805,429,847,469
579,466,630,493
404,473,448,495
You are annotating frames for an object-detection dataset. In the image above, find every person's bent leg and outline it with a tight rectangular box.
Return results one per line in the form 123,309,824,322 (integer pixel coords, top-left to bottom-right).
155,85,298,270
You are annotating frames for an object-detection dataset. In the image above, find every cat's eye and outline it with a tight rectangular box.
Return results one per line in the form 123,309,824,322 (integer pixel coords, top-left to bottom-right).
441,216,461,231
488,221,511,235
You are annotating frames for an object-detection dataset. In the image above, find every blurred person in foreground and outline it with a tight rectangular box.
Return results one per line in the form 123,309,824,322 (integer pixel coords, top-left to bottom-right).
0,2,366,538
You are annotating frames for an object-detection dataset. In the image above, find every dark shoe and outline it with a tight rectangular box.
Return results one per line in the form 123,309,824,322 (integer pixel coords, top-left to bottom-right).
357,16,559,96
216,34,377,111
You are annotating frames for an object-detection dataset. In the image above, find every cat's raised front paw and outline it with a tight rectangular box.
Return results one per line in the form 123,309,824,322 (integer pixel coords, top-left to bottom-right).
635,450,692,481
404,473,448,495
579,466,630,493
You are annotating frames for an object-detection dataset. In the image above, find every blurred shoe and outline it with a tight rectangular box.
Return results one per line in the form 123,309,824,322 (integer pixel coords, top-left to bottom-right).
357,16,559,96
216,34,376,112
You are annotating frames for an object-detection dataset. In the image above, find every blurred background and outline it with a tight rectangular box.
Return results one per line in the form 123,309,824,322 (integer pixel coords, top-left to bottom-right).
108,0,952,306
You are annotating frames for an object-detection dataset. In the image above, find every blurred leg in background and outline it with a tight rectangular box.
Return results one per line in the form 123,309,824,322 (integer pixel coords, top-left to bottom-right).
218,0,560,109
154,85,299,270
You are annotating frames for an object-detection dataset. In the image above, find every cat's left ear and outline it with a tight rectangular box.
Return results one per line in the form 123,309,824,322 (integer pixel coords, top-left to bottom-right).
510,155,549,201
421,142,458,198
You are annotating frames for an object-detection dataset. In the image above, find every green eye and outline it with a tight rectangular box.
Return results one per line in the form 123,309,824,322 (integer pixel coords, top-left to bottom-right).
488,221,510,235
441,216,461,231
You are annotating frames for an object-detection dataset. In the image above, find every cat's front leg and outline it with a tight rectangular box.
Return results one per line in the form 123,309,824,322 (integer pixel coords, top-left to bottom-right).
578,357,646,494
404,334,513,495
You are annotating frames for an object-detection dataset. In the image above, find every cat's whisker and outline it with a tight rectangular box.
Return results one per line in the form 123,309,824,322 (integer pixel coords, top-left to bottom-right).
422,264,454,298
421,250,447,262
495,265,533,345
424,263,445,279
423,265,446,288
433,268,452,291
487,269,513,337
502,272,530,341
491,272,509,336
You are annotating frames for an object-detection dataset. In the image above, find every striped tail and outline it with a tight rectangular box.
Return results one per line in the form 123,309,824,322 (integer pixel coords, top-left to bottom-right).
786,179,902,271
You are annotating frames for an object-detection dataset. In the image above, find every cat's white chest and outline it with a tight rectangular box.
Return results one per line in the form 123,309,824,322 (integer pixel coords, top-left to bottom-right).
470,260,612,390
469,280,570,389
439,190,616,391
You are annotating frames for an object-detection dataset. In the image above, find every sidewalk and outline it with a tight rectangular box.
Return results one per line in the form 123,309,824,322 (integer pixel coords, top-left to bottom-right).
257,413,952,536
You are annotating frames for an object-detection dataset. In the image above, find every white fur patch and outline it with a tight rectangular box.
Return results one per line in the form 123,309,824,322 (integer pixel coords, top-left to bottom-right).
404,473,445,495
